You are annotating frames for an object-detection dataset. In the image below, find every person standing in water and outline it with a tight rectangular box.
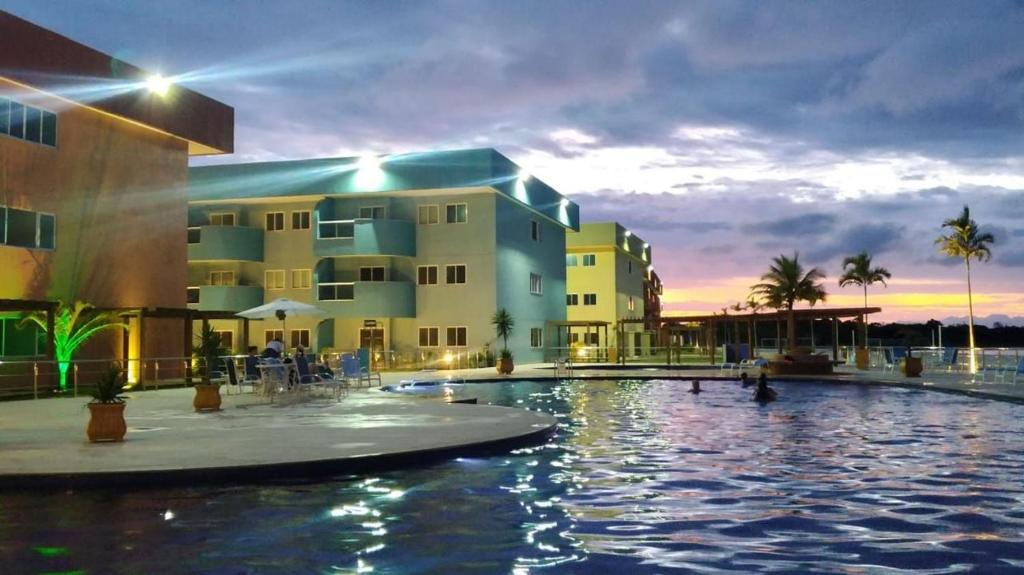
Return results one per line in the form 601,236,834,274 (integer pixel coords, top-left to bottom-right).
689,380,702,394
753,373,777,402
739,372,754,388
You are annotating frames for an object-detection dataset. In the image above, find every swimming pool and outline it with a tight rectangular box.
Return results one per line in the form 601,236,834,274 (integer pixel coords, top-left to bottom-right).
4,379,1024,574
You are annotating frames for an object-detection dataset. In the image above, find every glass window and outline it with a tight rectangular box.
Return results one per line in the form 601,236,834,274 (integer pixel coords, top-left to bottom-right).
585,332,600,345
531,220,541,242
359,206,386,219
24,107,41,142
628,260,633,274
530,328,543,348
584,293,597,306
360,266,385,282
37,213,55,249
290,329,310,348
446,203,467,224
318,220,354,239
209,213,235,226
210,271,235,286
265,270,286,290
187,227,201,244
0,207,6,243
566,254,578,267
0,97,9,135
291,211,310,229
291,269,311,289
446,327,467,347
418,205,439,225
417,265,438,285
8,102,24,139
583,254,596,266
530,273,542,295
265,330,284,345
318,283,354,301
445,264,466,284
266,212,285,231
6,208,35,248
186,287,200,304
628,296,635,311
214,330,234,351
41,111,57,146
566,293,578,306
418,327,439,347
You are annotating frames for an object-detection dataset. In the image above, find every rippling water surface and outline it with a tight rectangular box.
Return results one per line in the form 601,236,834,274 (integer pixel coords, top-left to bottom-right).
4,379,1024,574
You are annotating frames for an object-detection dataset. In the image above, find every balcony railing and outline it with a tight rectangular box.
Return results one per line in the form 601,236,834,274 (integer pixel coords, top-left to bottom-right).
316,280,415,317
314,218,415,257
186,285,264,311
187,225,264,262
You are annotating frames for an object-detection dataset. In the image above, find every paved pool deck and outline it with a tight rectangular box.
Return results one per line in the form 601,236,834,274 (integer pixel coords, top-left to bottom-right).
1,362,1017,489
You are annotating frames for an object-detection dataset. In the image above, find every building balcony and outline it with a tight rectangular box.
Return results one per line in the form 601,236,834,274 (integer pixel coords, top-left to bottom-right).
187,285,264,312
315,280,415,317
314,218,415,258
187,226,264,262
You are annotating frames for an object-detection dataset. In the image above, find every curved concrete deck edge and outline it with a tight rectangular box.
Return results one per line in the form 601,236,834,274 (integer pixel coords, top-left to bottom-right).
0,421,556,491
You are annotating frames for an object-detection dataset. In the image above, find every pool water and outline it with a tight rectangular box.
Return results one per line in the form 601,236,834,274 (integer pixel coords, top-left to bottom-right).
4,379,1024,574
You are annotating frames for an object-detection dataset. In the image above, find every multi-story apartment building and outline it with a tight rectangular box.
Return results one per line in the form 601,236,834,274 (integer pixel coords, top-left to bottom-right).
187,148,578,365
0,11,233,365
565,222,658,358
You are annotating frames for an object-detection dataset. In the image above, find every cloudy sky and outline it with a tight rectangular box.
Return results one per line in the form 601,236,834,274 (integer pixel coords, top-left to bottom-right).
11,1,1023,323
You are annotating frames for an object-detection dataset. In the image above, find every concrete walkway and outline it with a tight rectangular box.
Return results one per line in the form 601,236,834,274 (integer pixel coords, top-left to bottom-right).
0,386,555,489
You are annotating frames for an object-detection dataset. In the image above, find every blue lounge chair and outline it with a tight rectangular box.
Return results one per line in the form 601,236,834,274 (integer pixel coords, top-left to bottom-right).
939,347,960,372
883,347,907,373
342,353,382,388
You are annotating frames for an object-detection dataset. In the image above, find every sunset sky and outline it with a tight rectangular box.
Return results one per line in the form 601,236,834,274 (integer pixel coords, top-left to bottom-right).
11,1,1023,324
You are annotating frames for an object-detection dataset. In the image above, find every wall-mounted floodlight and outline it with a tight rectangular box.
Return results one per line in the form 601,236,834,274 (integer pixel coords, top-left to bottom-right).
519,169,532,181
146,74,171,97
560,198,570,207
624,230,632,238
643,242,649,249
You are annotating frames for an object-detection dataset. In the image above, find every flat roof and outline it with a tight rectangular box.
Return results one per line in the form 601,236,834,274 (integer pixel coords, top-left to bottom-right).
568,222,652,264
189,148,580,231
0,11,233,155
660,307,884,324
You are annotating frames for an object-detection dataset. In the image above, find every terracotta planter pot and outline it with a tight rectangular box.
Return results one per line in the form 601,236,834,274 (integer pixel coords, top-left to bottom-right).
855,348,870,370
497,357,515,375
87,403,126,442
901,357,923,377
193,383,222,412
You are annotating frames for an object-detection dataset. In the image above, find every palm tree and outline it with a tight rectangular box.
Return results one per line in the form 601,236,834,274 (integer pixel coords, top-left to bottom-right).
750,253,827,352
491,308,514,356
935,205,994,374
838,251,891,349
19,300,127,391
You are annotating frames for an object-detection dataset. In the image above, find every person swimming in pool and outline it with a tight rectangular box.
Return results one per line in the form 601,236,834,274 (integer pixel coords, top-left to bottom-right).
753,373,777,403
739,372,754,388
689,380,702,394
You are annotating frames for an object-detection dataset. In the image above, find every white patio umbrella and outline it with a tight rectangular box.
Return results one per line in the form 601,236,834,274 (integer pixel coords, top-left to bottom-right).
236,298,326,346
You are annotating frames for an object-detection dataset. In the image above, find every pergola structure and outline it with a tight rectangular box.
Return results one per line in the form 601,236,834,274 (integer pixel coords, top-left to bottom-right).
617,307,882,365
547,320,611,361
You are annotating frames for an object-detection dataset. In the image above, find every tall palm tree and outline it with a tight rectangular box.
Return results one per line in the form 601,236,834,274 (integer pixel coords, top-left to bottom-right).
935,205,994,374
838,251,891,349
750,253,827,352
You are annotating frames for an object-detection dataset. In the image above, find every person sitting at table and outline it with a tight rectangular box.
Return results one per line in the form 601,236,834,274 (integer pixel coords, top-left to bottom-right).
244,346,261,382
317,354,336,379
261,339,283,359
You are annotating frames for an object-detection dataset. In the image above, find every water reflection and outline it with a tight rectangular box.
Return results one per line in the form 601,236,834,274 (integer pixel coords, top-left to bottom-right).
3,379,1024,573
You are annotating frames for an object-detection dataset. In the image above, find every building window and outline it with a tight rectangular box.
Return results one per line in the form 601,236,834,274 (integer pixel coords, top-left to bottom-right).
583,254,596,266
291,269,311,289
531,220,541,242
628,296,635,311
213,330,234,351
445,264,467,285
446,326,468,347
585,332,600,345
265,270,286,290
318,220,354,239
566,254,578,267
360,266,386,282
318,282,354,301
446,203,468,224
566,293,578,306
291,211,311,230
0,96,57,147
265,330,284,345
209,213,235,226
187,227,201,243
186,287,200,304
0,207,56,250
418,327,439,347
266,212,285,231
290,329,310,349
530,273,543,295
418,205,439,225
584,293,597,306
209,270,235,286
417,265,438,285
359,206,386,219
530,328,543,348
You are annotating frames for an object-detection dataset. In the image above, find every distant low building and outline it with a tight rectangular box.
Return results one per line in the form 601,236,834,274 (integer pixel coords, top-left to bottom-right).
186,148,579,366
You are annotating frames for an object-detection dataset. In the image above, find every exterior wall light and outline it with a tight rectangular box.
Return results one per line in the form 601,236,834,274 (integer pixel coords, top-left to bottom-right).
560,198,569,207
358,154,382,170
519,169,531,181
146,74,171,96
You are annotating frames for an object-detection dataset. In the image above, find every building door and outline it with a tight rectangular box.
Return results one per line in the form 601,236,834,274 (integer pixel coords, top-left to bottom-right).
359,327,385,369
633,332,643,357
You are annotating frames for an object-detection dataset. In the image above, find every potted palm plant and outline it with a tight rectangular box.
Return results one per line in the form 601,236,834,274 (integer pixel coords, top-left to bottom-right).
192,324,228,411
492,308,515,375
87,366,127,442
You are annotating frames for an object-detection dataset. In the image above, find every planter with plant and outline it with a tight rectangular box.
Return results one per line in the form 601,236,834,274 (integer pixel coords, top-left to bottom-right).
87,366,127,442
901,346,923,377
492,308,515,375
193,324,228,411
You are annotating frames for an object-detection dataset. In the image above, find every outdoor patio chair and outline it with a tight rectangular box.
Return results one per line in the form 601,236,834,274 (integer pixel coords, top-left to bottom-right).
883,347,907,373
342,353,382,388
939,347,960,372
554,357,574,378
1004,357,1024,384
